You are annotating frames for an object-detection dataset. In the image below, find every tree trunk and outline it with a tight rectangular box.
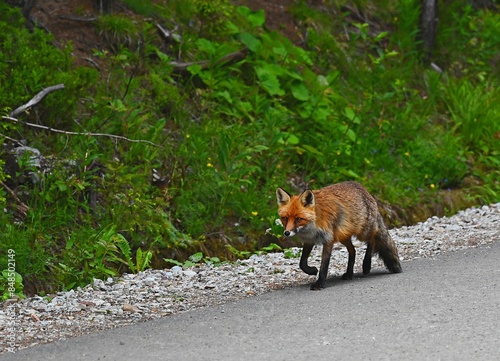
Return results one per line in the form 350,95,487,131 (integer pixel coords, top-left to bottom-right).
5,0,36,18
420,0,438,62
96,0,115,14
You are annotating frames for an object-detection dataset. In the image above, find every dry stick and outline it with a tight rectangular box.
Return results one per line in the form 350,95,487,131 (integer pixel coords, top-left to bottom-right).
85,57,100,70
58,15,98,22
0,181,29,218
0,132,23,146
2,116,159,147
156,23,181,43
9,84,66,118
6,84,158,146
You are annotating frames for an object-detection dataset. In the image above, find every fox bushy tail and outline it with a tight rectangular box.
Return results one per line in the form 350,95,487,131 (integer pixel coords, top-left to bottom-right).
374,214,402,273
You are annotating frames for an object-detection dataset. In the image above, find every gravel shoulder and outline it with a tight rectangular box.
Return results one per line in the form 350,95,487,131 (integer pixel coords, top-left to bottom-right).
1,203,500,354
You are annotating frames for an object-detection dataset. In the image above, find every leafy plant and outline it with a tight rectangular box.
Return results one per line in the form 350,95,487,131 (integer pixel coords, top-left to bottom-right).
96,15,140,51
444,79,500,151
0,270,25,301
112,233,153,273
193,0,234,38
225,245,252,260
164,252,223,268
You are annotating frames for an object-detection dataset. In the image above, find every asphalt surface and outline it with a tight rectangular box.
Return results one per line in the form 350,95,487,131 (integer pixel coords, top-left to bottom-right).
2,241,500,361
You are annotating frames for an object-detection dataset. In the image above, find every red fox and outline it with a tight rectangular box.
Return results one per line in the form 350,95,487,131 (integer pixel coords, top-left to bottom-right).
276,181,402,290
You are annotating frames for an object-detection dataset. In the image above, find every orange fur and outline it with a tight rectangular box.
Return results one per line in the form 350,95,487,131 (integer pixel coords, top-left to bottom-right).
276,181,402,290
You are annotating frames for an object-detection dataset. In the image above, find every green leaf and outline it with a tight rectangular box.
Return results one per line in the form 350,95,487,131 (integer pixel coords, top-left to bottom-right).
237,6,265,27
385,50,399,57
187,64,202,76
196,38,216,55
278,133,300,145
374,31,389,42
215,90,233,104
341,169,360,179
189,252,204,263
136,248,152,271
156,49,171,63
109,99,127,112
311,106,331,122
291,80,309,101
302,144,324,156
239,32,261,52
272,46,287,58
346,128,357,142
164,258,183,267
56,181,68,192
343,107,361,124
114,233,132,265
255,66,284,96
66,237,75,250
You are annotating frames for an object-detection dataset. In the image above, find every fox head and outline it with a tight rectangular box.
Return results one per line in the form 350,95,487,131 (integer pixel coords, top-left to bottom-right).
276,188,316,238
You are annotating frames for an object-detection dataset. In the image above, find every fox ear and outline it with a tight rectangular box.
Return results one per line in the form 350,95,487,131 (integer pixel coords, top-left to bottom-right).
299,189,315,207
276,188,291,206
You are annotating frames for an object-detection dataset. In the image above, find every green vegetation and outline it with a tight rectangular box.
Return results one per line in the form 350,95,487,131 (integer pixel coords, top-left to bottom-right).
0,0,499,295
165,251,223,268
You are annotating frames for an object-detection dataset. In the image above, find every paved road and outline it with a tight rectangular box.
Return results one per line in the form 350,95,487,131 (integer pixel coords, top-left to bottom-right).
3,241,500,361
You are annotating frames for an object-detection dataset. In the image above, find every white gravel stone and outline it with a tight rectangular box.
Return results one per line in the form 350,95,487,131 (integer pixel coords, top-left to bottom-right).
1,203,500,354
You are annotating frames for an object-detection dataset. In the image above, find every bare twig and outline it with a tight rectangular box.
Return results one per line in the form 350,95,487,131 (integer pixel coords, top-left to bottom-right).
0,132,23,146
9,84,66,117
2,116,159,147
1,181,29,219
58,15,98,22
156,23,181,43
85,57,100,70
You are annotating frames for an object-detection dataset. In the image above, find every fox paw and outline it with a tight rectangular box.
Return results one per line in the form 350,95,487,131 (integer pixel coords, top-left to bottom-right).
301,266,318,276
341,272,353,280
310,281,324,290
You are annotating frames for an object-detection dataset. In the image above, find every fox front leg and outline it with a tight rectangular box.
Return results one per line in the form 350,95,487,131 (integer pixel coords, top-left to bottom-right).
310,241,334,290
299,243,318,276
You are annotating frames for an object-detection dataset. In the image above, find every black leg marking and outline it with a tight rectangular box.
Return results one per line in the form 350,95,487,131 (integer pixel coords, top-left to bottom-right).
341,240,355,280
311,242,333,290
300,243,318,276
363,243,373,275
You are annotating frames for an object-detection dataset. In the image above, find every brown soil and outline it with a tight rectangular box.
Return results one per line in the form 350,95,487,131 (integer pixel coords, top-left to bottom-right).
32,0,107,67
29,0,302,67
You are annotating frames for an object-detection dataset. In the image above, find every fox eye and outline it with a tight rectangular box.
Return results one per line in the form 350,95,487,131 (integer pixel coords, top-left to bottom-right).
281,216,288,224
295,217,302,223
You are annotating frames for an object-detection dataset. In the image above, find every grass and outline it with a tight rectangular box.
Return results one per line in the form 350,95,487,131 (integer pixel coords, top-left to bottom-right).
0,0,499,295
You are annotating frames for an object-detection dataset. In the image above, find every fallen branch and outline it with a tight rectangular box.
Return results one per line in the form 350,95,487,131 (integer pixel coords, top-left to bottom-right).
170,48,248,75
58,15,98,22
1,181,29,220
85,57,100,70
156,23,181,43
0,132,23,146
2,116,159,147
10,84,66,117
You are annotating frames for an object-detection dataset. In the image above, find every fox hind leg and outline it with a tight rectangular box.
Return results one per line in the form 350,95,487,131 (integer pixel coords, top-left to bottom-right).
341,239,356,280
362,243,373,275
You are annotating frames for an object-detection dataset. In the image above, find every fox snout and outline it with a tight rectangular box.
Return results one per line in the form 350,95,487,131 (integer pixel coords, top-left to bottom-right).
283,229,297,237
